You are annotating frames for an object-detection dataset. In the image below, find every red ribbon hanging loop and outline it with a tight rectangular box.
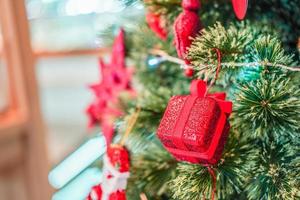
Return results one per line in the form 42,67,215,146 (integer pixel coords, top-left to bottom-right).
207,167,217,200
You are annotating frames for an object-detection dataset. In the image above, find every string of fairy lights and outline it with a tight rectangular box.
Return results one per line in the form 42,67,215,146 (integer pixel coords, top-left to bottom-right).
148,49,300,72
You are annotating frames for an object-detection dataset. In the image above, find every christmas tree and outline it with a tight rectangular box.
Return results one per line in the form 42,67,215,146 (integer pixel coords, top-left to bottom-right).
86,0,300,199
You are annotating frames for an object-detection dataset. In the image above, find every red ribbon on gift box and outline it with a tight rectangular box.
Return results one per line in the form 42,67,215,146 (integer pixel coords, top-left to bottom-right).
164,80,232,163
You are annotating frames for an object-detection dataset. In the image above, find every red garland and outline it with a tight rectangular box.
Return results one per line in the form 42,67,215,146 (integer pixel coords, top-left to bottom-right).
157,80,232,165
146,12,168,41
174,0,202,61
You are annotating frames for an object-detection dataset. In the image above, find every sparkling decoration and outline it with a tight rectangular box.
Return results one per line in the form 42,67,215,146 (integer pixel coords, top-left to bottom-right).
146,55,166,70
157,80,232,165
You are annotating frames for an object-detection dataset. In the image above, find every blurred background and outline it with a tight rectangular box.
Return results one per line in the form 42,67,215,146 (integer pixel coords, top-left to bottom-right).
0,0,143,199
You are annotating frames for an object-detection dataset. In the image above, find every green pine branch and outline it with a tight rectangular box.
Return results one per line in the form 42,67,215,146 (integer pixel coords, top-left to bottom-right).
233,75,300,140
144,0,181,22
188,22,298,86
245,141,300,200
170,133,255,200
127,143,177,200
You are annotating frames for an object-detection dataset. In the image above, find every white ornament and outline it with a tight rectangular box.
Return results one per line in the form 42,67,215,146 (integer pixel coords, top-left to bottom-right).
101,155,130,200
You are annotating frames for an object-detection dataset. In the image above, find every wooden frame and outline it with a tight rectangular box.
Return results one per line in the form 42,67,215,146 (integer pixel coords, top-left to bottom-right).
0,0,51,199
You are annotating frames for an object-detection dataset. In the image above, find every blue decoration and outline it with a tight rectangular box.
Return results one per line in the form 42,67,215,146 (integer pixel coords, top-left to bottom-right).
146,55,166,70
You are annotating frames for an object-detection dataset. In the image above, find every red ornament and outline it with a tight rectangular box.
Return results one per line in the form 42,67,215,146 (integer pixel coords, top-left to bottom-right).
108,29,135,96
231,0,248,20
184,67,194,77
86,98,122,145
86,185,126,200
87,184,102,200
86,28,135,145
110,28,126,68
86,145,130,200
174,0,202,61
146,12,168,41
89,59,115,101
157,80,232,165
107,145,130,173
90,29,135,100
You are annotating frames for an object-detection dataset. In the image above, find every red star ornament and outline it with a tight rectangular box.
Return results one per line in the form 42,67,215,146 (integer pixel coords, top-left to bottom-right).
110,28,126,69
89,29,135,100
86,98,122,145
108,28,135,97
89,59,118,103
86,28,135,145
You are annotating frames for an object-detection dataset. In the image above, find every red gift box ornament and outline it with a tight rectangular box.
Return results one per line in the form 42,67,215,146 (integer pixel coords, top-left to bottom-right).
157,80,232,165
86,145,130,200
